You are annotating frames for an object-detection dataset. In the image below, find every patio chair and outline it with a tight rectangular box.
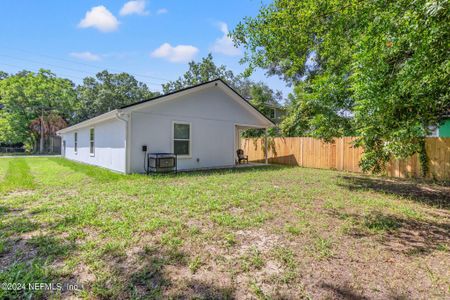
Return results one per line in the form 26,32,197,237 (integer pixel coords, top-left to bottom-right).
236,149,249,164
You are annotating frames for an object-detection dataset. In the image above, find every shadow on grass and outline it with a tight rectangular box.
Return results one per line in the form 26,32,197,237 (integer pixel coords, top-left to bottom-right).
92,245,235,299
338,175,450,209
0,234,78,299
49,157,125,183
319,282,368,300
173,164,291,178
0,205,24,217
0,203,80,299
335,211,449,256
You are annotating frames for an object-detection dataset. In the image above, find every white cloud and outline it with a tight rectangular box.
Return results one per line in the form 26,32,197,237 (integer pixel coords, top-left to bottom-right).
211,22,241,56
150,43,199,63
156,8,168,15
69,51,101,61
120,0,149,16
78,6,119,32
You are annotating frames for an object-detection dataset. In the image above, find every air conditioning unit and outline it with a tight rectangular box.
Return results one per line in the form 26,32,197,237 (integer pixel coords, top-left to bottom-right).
147,153,177,174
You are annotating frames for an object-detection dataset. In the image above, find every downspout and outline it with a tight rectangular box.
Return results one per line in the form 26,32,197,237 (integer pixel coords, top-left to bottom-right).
116,110,130,174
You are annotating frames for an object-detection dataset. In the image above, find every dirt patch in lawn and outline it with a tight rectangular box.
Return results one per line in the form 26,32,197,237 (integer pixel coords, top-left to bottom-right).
1,160,449,299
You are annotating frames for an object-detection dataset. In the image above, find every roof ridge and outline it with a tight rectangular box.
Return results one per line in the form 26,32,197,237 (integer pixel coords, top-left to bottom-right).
120,78,224,109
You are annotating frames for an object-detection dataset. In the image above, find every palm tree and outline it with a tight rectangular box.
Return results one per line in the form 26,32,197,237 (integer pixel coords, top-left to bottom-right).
29,114,67,153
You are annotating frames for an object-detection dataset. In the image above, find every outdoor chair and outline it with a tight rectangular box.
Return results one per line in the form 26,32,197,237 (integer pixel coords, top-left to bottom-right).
237,149,249,164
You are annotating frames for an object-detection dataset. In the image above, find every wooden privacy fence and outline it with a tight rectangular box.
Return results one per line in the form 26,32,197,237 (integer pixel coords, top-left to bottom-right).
240,137,450,181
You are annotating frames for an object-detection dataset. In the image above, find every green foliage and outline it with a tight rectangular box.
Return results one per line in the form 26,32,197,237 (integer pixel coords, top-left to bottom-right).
242,82,283,137
0,69,159,147
162,53,239,94
0,69,76,145
0,71,8,80
74,70,159,123
232,0,450,172
162,54,285,137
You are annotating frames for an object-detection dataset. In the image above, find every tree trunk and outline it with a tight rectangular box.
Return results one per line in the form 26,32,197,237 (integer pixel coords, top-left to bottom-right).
39,113,44,154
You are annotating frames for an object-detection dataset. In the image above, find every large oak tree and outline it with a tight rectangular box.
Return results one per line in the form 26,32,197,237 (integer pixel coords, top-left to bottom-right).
232,0,450,173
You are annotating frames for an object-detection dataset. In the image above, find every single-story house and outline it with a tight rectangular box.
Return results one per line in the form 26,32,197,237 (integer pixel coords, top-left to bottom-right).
57,79,274,173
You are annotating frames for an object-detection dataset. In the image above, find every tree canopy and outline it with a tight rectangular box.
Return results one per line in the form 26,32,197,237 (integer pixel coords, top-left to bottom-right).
75,70,159,123
232,0,450,173
0,69,76,146
163,53,283,109
162,54,239,94
0,69,160,152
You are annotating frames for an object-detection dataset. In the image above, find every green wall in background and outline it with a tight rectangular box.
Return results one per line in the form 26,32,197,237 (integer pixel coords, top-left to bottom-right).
439,119,450,137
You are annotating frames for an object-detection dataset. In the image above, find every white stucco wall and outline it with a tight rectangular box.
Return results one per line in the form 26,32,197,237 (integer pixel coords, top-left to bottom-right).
60,118,126,173
129,85,268,173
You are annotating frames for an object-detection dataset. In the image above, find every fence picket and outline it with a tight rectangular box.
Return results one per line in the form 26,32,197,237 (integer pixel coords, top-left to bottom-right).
241,137,450,181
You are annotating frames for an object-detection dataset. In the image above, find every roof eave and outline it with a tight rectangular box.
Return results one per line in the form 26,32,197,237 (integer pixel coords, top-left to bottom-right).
57,110,118,134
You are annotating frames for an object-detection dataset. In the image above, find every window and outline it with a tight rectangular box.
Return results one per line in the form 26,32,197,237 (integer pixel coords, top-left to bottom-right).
173,122,190,157
269,109,276,120
89,128,95,156
74,132,78,154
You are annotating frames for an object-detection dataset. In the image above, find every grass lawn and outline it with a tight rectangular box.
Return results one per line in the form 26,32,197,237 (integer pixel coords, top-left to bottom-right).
0,157,449,299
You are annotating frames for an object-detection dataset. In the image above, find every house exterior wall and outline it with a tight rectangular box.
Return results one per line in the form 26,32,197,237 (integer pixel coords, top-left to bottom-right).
129,86,268,173
60,118,126,173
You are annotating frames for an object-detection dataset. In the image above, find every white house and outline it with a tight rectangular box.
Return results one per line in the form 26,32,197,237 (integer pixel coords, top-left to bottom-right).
57,79,274,173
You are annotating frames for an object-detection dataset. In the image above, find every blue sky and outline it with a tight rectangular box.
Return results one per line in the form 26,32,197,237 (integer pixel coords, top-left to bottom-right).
0,0,291,97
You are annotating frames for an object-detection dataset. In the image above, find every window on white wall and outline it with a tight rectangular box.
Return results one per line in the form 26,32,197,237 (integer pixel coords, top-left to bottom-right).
173,122,190,157
74,132,78,154
89,128,95,156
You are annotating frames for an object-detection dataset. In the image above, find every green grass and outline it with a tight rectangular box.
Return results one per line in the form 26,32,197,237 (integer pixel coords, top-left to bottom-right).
0,157,448,299
0,159,34,192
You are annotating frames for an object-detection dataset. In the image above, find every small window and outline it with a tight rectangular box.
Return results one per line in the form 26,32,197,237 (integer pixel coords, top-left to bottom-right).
74,132,78,154
269,109,276,120
173,123,190,156
89,128,95,156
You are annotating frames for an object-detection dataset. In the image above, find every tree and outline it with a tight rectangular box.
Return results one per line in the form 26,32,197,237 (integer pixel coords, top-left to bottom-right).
0,69,76,151
242,82,284,137
163,54,285,136
162,53,282,107
75,70,159,123
162,54,241,94
232,0,450,173
30,114,67,152
0,71,8,80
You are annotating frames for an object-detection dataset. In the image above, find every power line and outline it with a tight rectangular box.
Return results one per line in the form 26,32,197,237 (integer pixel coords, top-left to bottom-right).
0,57,163,87
0,45,171,81
0,53,163,86
0,62,162,91
0,62,87,81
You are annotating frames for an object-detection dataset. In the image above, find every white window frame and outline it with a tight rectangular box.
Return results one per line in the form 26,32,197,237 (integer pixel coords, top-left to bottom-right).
172,121,191,159
74,132,78,154
89,127,95,156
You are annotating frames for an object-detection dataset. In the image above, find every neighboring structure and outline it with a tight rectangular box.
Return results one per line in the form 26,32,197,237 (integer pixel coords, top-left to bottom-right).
57,79,274,173
265,103,286,124
429,116,450,138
